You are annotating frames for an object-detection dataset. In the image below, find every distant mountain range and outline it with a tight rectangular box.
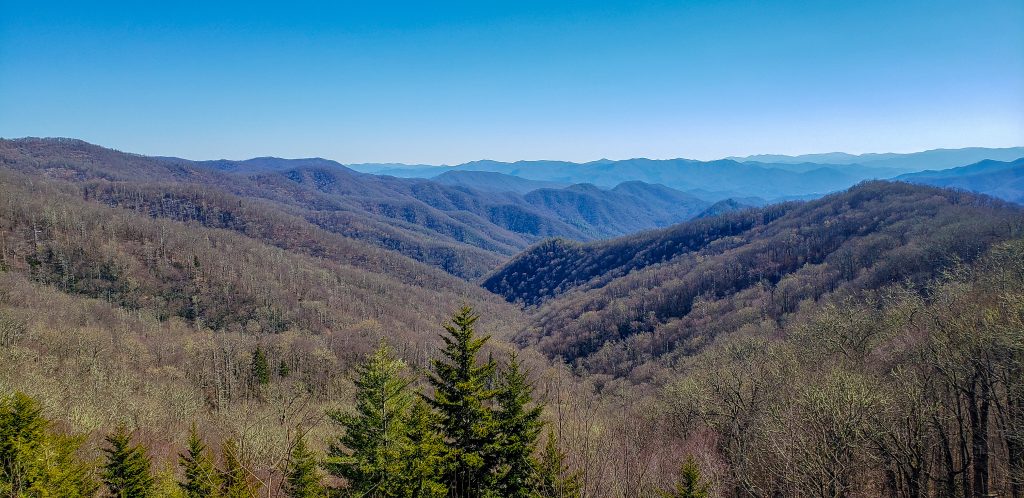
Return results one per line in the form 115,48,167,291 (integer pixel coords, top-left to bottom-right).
728,146,1024,171
346,147,1024,201
898,157,1024,204
431,170,568,194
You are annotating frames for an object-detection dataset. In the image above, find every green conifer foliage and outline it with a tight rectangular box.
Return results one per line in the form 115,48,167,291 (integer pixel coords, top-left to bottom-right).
102,425,155,498
251,347,270,386
326,341,413,496
426,306,500,497
397,398,446,498
492,352,544,498
659,456,709,498
0,391,47,491
178,424,221,498
283,433,325,498
220,438,256,498
0,392,97,497
535,429,581,498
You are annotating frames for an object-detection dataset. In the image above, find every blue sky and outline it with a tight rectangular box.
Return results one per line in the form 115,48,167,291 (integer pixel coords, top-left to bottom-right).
1,0,1022,164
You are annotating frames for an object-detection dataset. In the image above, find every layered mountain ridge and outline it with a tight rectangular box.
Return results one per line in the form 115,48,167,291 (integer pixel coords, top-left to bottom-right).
484,181,1024,378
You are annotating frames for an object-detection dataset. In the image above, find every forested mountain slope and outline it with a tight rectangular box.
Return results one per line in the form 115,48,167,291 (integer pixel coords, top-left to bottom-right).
3,140,1023,497
0,167,521,342
898,157,1024,203
693,198,757,219
484,181,1024,377
431,170,568,193
1,138,712,277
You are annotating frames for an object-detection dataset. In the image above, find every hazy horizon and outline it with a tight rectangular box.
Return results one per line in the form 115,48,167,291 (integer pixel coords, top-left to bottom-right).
4,136,1023,168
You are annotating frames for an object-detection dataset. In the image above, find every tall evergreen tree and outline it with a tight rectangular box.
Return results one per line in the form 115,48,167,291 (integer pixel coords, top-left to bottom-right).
0,392,97,497
178,424,220,498
491,352,544,498
0,391,47,492
397,398,446,498
326,341,413,496
535,429,580,498
102,425,155,498
251,347,270,386
426,306,500,497
283,432,325,498
220,438,256,498
659,456,709,498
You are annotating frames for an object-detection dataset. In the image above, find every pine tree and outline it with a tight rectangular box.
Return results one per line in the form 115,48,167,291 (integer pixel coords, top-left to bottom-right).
102,425,155,497
426,306,500,497
491,352,544,498
0,391,47,491
326,341,413,496
283,432,325,498
279,359,291,378
397,398,446,498
221,438,256,498
178,424,220,498
251,347,270,386
659,456,709,498
0,392,97,497
535,429,581,498
28,432,99,497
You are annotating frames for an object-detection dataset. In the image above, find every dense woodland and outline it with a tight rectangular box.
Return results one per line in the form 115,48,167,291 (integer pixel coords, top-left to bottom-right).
0,138,713,278
1,138,1022,497
486,182,1023,378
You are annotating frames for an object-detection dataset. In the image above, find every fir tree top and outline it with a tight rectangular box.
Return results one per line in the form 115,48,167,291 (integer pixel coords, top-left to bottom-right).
102,425,155,498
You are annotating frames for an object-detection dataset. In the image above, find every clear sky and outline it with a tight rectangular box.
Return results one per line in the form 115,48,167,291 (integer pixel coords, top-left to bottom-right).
1,0,1022,164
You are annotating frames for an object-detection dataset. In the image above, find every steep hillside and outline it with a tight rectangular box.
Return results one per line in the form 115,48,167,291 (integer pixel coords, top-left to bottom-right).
484,182,1024,377
0,138,502,277
0,168,521,339
0,165,536,484
431,170,567,193
1,139,714,278
898,157,1024,203
522,183,709,238
693,198,757,219
189,156,352,174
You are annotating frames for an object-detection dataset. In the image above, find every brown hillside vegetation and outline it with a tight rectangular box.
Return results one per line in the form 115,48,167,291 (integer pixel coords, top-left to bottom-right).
1,138,712,278
1,139,1022,496
485,181,1024,378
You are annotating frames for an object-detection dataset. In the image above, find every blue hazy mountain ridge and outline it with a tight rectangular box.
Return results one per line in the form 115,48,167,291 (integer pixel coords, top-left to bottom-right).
360,147,1024,201
693,198,759,219
156,152,715,239
431,170,569,194
164,151,715,246
194,162,707,244
190,159,712,240
730,147,1024,171
367,158,869,200
897,157,1024,204
346,162,439,174
156,156,355,174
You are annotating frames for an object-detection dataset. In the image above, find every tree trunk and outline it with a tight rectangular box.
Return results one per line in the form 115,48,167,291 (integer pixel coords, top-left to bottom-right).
967,377,990,498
